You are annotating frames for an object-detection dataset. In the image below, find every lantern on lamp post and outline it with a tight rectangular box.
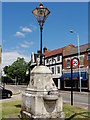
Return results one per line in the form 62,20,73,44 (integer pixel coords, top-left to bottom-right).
32,3,50,65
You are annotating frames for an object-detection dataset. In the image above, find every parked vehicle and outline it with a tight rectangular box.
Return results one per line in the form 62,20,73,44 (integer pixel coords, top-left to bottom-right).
0,86,12,99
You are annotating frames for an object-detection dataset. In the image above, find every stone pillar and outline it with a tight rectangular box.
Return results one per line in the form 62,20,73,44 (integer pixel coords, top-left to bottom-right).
21,66,64,119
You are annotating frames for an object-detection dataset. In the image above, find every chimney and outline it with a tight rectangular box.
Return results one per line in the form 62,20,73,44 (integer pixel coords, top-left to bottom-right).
31,52,35,63
43,46,47,53
37,50,41,55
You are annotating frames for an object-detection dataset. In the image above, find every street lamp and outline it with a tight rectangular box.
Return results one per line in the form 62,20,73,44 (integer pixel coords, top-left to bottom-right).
70,29,81,92
32,3,50,65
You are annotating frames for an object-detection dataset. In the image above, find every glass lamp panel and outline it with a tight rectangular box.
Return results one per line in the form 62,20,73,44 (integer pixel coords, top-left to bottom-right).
32,4,50,25
44,8,50,17
37,8,44,16
32,8,38,16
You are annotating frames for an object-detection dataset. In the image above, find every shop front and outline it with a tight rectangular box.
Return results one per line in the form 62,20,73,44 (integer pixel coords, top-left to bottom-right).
60,72,88,91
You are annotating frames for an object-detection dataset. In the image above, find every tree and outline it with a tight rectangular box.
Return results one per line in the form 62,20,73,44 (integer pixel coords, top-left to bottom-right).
3,57,30,84
3,66,9,74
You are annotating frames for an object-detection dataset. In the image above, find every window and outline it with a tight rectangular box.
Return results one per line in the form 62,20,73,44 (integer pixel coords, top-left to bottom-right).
46,58,49,63
57,66,60,73
52,58,56,64
80,56,84,66
57,55,60,61
52,58,54,62
65,80,76,88
87,54,90,60
81,81,87,87
67,59,70,68
52,67,54,74
78,81,87,88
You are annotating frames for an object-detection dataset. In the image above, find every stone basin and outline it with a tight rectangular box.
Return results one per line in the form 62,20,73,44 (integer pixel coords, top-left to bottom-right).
43,95,58,101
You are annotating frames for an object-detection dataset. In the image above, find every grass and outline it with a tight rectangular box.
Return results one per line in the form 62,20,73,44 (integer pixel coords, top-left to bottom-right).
63,103,90,119
1,101,21,119
0,101,90,119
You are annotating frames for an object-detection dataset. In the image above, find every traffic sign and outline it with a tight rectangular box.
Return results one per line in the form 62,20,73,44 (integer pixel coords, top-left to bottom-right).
71,57,79,106
72,57,79,68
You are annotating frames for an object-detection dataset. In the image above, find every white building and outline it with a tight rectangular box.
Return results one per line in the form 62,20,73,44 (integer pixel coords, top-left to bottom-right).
44,48,63,89
30,47,63,89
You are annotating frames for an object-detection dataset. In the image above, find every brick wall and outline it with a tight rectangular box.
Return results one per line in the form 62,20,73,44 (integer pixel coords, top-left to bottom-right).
83,52,88,67
63,52,89,69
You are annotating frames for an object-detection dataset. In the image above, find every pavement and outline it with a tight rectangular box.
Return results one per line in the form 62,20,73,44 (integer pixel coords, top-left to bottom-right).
5,85,22,95
59,90,89,95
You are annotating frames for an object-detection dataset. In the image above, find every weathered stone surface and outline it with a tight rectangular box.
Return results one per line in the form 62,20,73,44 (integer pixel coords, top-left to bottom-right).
31,65,52,74
27,66,57,93
21,65,64,119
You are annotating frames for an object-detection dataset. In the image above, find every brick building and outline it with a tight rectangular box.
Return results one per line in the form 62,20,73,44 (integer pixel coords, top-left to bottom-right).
61,43,90,91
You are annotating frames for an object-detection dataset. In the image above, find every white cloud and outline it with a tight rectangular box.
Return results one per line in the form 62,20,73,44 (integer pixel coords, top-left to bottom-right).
22,27,32,33
30,24,37,31
25,41,34,45
15,31,25,37
2,51,30,68
20,41,34,48
20,44,29,48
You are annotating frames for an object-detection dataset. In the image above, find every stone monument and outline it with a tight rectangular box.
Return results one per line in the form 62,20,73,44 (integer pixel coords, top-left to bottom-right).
20,65,64,119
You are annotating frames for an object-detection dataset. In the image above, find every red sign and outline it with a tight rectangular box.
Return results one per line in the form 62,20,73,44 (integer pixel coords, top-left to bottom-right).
72,58,79,68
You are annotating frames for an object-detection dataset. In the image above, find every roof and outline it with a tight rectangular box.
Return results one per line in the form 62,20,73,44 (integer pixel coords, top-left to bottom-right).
64,43,89,56
44,48,63,58
44,43,89,58
44,44,75,58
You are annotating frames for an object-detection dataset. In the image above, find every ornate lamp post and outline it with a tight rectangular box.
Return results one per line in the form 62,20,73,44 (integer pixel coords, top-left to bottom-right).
32,3,50,65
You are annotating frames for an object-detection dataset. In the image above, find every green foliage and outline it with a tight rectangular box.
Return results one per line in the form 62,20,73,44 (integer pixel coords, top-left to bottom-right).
3,66,9,74
3,57,30,84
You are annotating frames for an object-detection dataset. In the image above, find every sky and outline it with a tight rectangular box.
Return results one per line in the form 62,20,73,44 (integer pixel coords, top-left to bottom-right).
2,2,88,68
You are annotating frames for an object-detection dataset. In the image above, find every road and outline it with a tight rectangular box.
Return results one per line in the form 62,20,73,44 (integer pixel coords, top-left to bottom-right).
60,90,88,104
0,85,27,103
0,85,89,110
60,91,88,109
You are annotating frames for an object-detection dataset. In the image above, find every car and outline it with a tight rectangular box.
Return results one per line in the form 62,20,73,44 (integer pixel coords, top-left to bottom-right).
0,86,12,99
